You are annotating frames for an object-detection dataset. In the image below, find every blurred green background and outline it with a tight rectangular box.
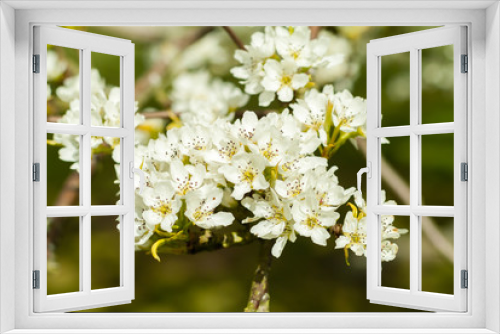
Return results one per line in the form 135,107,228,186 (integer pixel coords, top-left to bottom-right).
46,26,455,312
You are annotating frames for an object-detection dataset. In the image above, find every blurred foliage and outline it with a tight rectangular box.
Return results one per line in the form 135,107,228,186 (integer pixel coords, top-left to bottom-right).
47,26,455,312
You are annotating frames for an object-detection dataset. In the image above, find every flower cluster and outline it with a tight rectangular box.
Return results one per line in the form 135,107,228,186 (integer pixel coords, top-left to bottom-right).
231,26,344,106
136,109,355,257
171,71,249,125
51,69,144,170
48,26,407,265
335,191,408,264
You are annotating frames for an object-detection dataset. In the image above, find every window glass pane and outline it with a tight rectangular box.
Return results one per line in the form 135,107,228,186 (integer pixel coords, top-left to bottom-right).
381,52,410,127
47,133,80,206
381,136,410,205
421,45,454,124
47,216,80,295
47,45,80,124
380,215,410,290
91,136,121,205
91,215,121,290
421,216,454,294
421,133,454,206
91,52,121,128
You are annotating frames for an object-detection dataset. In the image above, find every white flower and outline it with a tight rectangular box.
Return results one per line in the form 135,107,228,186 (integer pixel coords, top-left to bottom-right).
180,125,212,158
233,111,259,142
274,26,312,67
170,159,205,197
332,89,367,133
171,71,248,125
291,88,330,144
260,59,309,106
205,121,243,164
275,174,308,200
219,153,269,200
185,185,235,229
147,130,182,163
142,182,182,232
381,240,399,262
242,190,292,238
242,190,297,258
279,155,327,177
312,166,356,210
335,211,367,257
292,195,339,246
313,30,356,88
231,27,276,95
47,50,67,81
249,127,291,167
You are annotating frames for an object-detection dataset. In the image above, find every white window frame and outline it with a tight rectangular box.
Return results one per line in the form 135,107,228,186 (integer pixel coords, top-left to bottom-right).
32,25,136,313
366,26,468,312
1,1,499,333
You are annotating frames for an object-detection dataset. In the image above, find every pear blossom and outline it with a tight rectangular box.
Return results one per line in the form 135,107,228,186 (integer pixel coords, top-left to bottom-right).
171,71,248,125
336,190,407,264
219,153,270,200
291,88,330,144
230,27,276,95
335,211,367,257
381,240,399,262
47,50,67,81
170,159,205,197
332,89,367,133
275,174,308,200
185,185,235,229
260,59,309,106
142,182,182,232
292,196,340,246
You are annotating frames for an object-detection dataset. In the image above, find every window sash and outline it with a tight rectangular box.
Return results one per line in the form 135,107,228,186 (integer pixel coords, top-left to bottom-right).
32,25,136,313
366,26,468,312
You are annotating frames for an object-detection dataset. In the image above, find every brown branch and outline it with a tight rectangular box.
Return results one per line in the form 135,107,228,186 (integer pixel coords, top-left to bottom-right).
245,240,273,312
222,26,247,51
153,228,257,256
143,111,172,119
356,138,454,262
310,26,322,40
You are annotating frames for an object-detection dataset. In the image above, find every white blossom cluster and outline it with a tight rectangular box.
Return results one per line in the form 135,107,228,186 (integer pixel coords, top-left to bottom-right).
136,109,355,257
51,69,144,170
335,191,408,262
231,26,344,106
171,71,249,125
47,26,407,264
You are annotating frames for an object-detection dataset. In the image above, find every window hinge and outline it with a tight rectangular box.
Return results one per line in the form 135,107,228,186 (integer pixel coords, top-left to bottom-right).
461,270,468,289
33,163,40,182
461,54,468,73
33,270,40,289
461,162,468,182
33,54,40,73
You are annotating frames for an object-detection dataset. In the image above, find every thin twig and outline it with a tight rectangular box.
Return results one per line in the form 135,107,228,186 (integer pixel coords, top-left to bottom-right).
356,138,454,262
135,26,215,106
143,111,172,119
222,26,247,51
310,26,322,39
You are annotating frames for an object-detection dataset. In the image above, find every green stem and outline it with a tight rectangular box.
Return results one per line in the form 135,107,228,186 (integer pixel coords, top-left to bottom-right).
244,240,274,312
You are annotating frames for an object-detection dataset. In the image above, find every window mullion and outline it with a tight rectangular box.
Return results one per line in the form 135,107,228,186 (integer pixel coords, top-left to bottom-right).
409,47,420,294
81,47,92,294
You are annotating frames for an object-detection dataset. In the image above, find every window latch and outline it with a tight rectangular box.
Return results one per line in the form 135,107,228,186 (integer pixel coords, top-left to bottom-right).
129,162,145,194
357,162,372,196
